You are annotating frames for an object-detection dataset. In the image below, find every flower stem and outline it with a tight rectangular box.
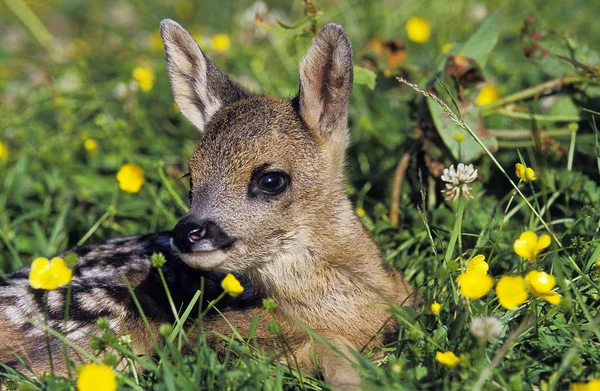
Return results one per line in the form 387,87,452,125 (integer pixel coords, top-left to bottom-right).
489,128,574,139
444,197,464,264
480,75,599,115
157,268,180,326
77,208,114,246
199,291,227,319
490,109,580,122
567,126,577,172
472,316,535,391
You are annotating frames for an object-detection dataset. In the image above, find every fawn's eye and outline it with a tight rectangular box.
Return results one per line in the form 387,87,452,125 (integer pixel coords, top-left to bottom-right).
257,172,288,195
249,168,289,198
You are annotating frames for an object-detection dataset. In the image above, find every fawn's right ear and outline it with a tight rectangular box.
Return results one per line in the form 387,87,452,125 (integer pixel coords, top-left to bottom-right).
297,23,353,168
160,19,249,132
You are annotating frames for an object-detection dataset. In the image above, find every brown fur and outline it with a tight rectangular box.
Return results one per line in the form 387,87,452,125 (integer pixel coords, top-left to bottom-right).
161,20,416,390
0,20,416,391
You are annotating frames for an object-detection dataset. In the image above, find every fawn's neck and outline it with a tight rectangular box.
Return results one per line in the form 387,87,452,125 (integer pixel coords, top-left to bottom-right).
249,196,393,328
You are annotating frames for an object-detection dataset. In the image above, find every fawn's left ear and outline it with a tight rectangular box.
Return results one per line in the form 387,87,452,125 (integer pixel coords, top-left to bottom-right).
160,19,249,132
297,23,353,158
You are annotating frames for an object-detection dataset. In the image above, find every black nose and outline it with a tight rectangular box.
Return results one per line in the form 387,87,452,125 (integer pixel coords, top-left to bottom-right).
172,217,235,253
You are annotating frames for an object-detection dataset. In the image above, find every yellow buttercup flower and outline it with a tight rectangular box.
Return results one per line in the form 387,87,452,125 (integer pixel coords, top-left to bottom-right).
406,17,431,44
496,275,528,310
458,254,493,299
525,270,561,305
116,163,145,193
515,163,537,182
441,43,454,54
83,138,99,154
466,254,488,275
356,208,366,218
77,363,117,391
221,274,244,297
569,379,600,391
475,84,500,106
431,302,441,315
524,270,555,295
596,259,600,267
212,34,231,53
0,141,8,163
514,231,551,259
457,271,493,299
132,64,155,92
29,257,73,290
435,351,460,367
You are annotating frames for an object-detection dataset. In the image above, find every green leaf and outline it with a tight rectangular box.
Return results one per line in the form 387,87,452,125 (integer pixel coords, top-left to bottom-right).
427,11,500,84
522,18,600,78
549,96,580,119
458,10,501,67
427,96,498,162
354,65,377,90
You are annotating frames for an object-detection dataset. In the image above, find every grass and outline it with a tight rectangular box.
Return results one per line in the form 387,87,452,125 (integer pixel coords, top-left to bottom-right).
1,0,600,389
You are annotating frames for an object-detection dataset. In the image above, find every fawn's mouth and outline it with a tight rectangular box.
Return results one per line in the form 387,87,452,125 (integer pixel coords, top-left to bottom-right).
180,250,228,270
171,237,235,270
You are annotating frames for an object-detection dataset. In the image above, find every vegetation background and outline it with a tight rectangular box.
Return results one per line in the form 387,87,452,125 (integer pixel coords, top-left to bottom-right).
0,0,599,390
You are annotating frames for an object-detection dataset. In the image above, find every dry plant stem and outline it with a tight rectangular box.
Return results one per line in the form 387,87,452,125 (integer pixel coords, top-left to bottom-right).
427,176,436,211
472,316,535,391
389,152,412,228
302,0,319,36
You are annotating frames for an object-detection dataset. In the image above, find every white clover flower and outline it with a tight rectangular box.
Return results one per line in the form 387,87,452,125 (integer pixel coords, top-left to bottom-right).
113,81,138,101
441,163,478,201
469,316,503,343
470,3,488,22
113,82,128,100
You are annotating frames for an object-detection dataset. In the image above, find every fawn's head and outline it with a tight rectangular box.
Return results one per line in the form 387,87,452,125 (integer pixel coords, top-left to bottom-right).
161,20,354,272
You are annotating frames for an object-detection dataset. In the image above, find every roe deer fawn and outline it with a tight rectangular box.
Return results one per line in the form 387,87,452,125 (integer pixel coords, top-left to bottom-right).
0,20,415,390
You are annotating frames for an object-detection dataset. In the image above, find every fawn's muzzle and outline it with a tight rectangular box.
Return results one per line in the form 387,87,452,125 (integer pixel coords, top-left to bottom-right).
172,217,235,254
